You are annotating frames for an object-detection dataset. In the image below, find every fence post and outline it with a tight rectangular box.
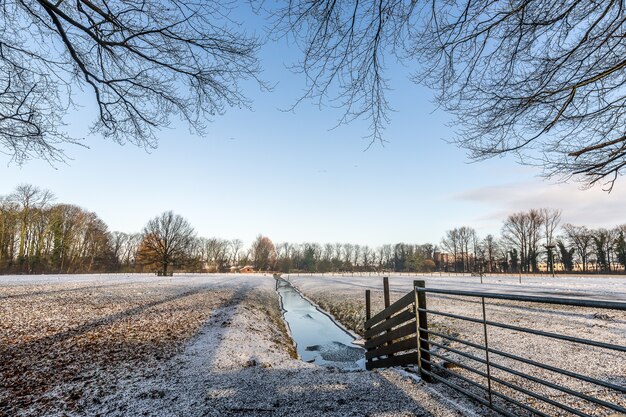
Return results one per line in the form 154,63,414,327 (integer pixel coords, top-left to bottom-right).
414,280,432,382
383,276,390,308
365,289,372,369
481,297,493,406
383,276,394,355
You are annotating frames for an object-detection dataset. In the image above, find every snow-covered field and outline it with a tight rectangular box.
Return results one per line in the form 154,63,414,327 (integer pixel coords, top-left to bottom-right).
288,273,626,416
1,273,501,417
288,272,626,301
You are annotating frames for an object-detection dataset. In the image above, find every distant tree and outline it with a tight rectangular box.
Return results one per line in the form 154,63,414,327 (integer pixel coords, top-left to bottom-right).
457,227,476,272
202,238,230,272
557,240,575,272
563,224,593,272
421,259,436,273
352,244,362,270
250,235,276,271
592,228,617,272
342,243,354,271
593,230,606,272
502,210,544,273
1,1,261,164
542,208,562,272
615,227,626,271
138,211,196,275
121,233,141,269
381,244,393,271
323,243,334,263
0,197,18,270
302,243,317,272
442,228,461,272
393,243,410,272
110,231,130,270
230,239,244,266
8,185,55,272
509,249,519,273
481,235,499,273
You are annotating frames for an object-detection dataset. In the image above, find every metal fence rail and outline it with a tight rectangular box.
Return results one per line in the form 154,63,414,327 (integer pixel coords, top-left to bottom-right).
414,282,626,416
364,278,626,416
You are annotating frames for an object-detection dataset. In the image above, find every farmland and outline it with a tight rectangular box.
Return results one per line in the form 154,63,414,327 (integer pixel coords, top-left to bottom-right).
1,273,625,416
1,273,492,417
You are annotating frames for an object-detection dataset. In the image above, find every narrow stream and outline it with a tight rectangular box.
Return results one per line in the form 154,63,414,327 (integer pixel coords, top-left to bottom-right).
276,278,365,370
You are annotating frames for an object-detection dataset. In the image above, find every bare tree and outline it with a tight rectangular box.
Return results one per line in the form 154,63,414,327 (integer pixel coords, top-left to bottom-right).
110,231,128,268
250,235,276,271
9,184,54,270
481,235,499,273
0,196,18,269
138,211,196,275
563,224,593,272
230,239,244,266
542,208,562,272
502,210,544,273
441,228,461,272
278,1,626,189
1,1,261,163
352,244,361,270
542,208,562,247
342,243,354,270
121,233,141,268
458,226,477,272
202,237,230,272
591,228,617,272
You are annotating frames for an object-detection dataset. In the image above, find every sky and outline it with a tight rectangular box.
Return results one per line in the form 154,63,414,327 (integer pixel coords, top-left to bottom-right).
2,5,626,248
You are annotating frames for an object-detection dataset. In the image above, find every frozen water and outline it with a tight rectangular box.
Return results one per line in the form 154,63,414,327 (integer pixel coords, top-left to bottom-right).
276,278,365,370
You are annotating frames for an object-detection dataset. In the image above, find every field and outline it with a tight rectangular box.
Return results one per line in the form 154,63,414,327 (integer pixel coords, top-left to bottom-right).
1,273,503,417
289,273,626,416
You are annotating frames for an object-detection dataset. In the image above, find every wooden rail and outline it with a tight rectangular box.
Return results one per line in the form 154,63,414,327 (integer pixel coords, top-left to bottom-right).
363,278,430,379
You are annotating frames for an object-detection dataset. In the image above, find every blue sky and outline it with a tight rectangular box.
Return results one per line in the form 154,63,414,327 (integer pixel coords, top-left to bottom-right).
2,6,626,247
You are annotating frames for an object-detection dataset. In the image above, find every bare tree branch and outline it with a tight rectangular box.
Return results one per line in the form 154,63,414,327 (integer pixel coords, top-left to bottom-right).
277,0,626,189
0,0,262,162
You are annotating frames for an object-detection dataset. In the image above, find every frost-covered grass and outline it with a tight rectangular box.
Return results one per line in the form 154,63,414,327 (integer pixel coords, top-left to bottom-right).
1,273,501,417
289,273,626,416
0,275,241,416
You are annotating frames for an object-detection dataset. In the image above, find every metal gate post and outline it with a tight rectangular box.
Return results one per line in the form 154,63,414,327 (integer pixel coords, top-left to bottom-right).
414,280,432,382
481,297,493,406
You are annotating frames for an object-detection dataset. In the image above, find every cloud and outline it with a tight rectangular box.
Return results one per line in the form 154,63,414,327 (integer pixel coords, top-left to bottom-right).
453,179,626,231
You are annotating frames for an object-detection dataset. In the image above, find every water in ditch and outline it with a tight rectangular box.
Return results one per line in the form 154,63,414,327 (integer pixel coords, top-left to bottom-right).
276,278,366,370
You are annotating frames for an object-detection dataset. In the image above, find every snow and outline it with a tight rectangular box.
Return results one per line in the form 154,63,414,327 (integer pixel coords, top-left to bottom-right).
288,273,626,416
287,272,626,301
4,272,624,416
1,273,498,417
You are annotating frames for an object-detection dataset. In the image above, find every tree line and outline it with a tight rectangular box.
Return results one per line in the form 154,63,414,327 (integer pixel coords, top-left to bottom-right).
441,209,626,274
1,185,625,275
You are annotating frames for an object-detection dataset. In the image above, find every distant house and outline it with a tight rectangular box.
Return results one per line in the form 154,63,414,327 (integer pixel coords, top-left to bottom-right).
239,265,255,273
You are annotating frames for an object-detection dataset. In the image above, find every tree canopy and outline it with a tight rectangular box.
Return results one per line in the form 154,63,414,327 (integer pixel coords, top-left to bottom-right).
139,211,196,276
276,0,626,189
3,1,626,188
1,0,260,163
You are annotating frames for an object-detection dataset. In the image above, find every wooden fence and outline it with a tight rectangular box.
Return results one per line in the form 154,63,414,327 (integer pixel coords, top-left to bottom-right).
363,277,431,381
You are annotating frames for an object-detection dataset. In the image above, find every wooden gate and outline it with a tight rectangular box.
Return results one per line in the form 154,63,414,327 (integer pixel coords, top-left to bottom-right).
364,278,431,381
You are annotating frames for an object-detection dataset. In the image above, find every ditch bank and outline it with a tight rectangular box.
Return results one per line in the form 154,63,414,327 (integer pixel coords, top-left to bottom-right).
275,278,366,370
